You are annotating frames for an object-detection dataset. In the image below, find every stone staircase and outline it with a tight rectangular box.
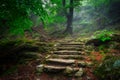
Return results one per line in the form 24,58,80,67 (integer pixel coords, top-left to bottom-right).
37,40,92,77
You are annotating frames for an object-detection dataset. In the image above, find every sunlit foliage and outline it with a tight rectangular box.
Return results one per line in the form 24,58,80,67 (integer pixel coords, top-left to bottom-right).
94,30,113,42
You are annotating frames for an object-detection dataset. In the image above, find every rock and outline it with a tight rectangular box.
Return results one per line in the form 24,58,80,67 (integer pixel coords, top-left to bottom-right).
64,66,73,74
72,61,86,67
36,64,44,73
75,68,84,77
23,52,42,58
53,51,83,55
54,43,60,47
86,62,93,67
45,55,51,59
46,58,75,64
52,54,85,59
44,65,66,70
87,76,91,80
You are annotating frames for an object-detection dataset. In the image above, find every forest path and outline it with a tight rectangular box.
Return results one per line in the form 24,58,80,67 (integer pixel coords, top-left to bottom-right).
37,38,93,80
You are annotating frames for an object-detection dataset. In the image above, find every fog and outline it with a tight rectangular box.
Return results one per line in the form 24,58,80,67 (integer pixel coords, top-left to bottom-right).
72,0,120,35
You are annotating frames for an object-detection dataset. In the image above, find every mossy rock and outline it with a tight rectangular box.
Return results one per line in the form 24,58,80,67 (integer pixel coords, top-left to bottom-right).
94,56,120,80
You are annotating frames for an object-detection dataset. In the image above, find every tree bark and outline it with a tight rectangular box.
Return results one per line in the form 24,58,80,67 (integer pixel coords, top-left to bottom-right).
63,0,74,34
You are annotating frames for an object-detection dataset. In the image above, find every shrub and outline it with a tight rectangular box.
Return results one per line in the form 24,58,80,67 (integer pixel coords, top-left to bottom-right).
94,30,113,42
94,56,120,80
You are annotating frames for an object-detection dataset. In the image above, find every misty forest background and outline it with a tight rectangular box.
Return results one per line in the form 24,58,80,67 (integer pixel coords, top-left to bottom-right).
0,0,120,80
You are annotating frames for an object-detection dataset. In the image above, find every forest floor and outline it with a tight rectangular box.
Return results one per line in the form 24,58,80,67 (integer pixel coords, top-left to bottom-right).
0,34,120,80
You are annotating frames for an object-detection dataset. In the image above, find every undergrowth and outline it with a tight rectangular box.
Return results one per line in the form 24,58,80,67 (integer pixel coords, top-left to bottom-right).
94,30,113,42
94,56,120,80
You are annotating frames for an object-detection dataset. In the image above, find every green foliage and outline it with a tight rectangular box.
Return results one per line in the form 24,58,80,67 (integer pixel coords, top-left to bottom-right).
94,56,120,80
98,45,106,51
0,0,85,37
9,17,33,36
89,0,120,7
49,0,83,25
0,0,47,36
94,30,113,42
89,0,110,7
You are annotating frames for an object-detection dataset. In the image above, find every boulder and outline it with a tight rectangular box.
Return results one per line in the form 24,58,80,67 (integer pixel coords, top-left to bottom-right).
64,66,73,74
36,64,44,73
75,68,84,77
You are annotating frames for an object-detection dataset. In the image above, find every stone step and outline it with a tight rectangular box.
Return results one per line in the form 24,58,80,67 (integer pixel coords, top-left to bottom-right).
46,58,92,67
52,54,85,59
57,39,74,43
44,65,66,70
43,64,80,72
60,43,84,45
59,44,84,47
56,47,84,51
53,50,84,55
46,58,75,64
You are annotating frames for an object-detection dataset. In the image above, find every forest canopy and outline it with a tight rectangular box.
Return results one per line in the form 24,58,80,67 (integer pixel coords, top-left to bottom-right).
0,0,120,38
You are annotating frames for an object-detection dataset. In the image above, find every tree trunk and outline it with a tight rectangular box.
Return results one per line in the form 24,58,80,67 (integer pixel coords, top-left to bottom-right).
63,0,74,34
65,14,73,34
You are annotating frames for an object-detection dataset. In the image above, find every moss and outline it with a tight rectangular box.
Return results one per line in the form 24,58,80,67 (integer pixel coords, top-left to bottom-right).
0,39,54,76
94,56,120,80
